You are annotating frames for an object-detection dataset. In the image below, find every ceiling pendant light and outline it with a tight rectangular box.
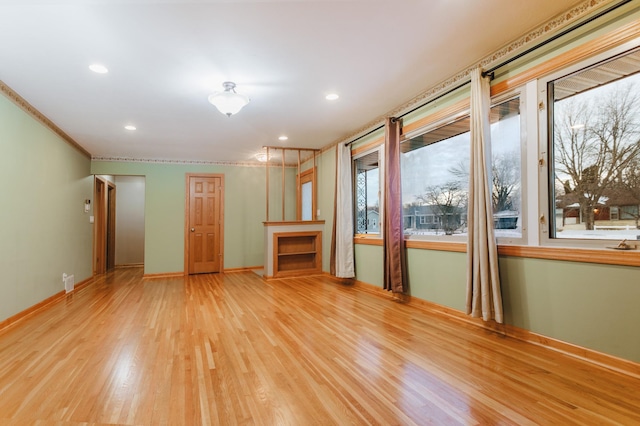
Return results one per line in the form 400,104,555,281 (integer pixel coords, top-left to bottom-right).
208,81,250,117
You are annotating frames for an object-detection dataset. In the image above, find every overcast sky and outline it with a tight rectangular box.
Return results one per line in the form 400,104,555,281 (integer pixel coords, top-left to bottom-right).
400,115,520,205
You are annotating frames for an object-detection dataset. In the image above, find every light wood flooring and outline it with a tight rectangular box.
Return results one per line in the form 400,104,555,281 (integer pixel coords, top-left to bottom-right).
0,267,639,425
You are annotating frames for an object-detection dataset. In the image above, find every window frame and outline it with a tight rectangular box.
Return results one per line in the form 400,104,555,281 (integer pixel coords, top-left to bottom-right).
399,89,527,245
537,39,640,249
401,108,470,242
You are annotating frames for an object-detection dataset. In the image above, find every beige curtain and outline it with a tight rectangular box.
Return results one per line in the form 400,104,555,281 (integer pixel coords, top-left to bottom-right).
383,117,406,293
466,67,503,323
330,146,338,276
333,143,355,278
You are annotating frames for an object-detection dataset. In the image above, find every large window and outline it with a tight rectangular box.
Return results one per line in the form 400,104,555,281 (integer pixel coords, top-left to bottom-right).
401,98,522,239
548,47,640,242
354,149,380,234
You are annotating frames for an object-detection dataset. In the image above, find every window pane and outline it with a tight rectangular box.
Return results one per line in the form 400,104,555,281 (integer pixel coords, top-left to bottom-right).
550,48,640,241
401,118,470,237
354,151,380,234
301,181,312,220
491,98,522,238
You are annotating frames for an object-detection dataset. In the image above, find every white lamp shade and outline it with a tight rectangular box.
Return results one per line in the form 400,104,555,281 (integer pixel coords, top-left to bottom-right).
208,83,250,117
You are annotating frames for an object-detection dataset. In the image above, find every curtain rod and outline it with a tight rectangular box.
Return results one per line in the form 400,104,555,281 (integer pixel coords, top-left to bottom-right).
344,125,385,147
483,0,632,75
345,0,631,148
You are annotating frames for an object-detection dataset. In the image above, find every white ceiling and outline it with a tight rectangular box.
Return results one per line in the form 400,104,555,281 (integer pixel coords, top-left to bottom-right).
0,0,583,164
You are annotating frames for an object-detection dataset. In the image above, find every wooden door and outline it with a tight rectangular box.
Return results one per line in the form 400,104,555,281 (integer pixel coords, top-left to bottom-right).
187,175,223,274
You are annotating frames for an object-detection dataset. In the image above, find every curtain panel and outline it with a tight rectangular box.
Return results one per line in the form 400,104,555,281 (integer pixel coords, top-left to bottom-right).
383,117,407,293
332,142,355,278
466,67,504,323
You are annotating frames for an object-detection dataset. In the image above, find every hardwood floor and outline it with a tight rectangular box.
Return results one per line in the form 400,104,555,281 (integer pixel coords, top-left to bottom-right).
0,268,639,425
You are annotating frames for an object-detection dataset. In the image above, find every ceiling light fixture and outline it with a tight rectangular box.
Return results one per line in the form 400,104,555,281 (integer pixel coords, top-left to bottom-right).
278,135,288,141
325,93,339,101
89,64,108,74
208,81,250,117
124,125,136,131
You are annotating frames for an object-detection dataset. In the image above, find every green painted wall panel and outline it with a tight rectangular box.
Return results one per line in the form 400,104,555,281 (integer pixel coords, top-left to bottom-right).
406,249,466,311
354,244,383,288
266,166,296,222
0,93,93,322
499,256,640,362
355,246,466,309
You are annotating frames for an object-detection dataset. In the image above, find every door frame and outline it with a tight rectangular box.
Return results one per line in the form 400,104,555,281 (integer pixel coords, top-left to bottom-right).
297,167,316,220
184,173,225,275
93,176,116,275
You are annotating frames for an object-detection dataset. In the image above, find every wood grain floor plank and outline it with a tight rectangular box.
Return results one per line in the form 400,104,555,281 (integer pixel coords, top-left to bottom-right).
0,268,639,425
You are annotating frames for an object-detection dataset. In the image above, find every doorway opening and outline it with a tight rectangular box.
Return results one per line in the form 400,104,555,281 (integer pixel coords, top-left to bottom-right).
93,176,115,274
94,175,146,275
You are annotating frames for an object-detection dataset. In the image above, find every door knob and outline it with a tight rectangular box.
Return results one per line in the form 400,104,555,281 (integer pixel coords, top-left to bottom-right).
191,228,195,232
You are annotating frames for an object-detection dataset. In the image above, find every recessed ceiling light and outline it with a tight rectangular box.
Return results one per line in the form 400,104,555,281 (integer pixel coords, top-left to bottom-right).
89,64,108,74
325,93,339,101
124,125,136,131
278,135,288,141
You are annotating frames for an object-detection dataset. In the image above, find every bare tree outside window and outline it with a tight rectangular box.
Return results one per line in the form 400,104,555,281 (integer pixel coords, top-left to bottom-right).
492,152,520,214
552,77,640,238
619,156,640,227
450,151,520,214
417,181,467,235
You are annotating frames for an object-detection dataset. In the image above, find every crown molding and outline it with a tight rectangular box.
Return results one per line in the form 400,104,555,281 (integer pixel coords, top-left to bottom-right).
330,0,621,149
92,156,268,167
91,155,302,168
0,80,91,159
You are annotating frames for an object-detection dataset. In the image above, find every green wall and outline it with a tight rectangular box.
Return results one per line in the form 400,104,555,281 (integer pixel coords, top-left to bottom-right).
91,161,267,274
266,166,297,221
354,244,383,288
0,93,93,322
406,249,466,311
500,256,640,361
